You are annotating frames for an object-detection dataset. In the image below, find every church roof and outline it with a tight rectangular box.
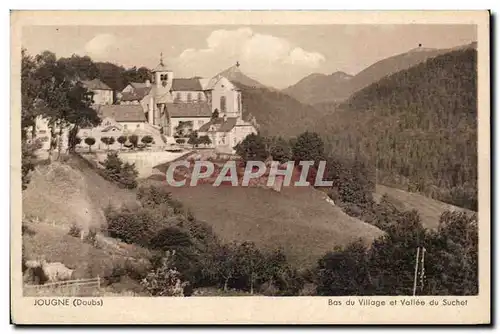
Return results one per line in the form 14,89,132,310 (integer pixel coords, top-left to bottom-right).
97,105,146,123
80,78,112,91
172,78,204,91
198,117,238,133
152,61,171,73
166,102,212,118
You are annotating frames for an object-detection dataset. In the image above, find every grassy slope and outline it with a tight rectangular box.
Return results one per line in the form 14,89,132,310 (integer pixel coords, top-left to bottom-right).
22,155,149,295
164,184,384,267
22,155,138,229
373,184,473,230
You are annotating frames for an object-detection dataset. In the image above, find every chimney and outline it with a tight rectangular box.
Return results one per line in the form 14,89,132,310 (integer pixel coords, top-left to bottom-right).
145,79,151,87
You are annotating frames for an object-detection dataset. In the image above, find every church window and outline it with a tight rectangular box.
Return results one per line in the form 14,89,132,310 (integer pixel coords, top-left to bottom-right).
220,96,226,113
176,92,181,101
187,93,192,102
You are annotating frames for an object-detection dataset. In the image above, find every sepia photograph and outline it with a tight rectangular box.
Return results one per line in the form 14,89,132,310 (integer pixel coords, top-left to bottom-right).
10,10,490,324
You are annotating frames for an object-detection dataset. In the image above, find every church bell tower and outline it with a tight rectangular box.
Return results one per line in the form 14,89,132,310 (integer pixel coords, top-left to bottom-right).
153,53,174,94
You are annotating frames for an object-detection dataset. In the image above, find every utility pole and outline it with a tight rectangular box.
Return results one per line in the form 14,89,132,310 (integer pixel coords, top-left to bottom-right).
412,247,420,296
419,247,426,293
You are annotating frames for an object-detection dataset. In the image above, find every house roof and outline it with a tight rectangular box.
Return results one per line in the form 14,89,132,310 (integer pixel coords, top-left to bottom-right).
129,82,150,89
198,117,238,133
166,102,212,118
120,86,152,101
97,105,146,123
172,78,204,91
81,79,112,91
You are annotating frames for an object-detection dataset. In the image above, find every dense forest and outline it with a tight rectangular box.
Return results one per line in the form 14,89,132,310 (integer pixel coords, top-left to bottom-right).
315,48,478,211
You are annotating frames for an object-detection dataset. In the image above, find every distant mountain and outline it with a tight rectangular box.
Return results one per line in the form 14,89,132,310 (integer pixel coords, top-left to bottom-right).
217,64,267,89
282,71,353,105
284,42,477,106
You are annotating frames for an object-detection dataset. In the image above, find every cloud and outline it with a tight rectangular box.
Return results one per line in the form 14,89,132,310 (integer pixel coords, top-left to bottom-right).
171,28,325,88
84,33,118,58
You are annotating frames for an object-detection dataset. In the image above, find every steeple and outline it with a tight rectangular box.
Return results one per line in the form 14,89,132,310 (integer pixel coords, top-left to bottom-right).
153,52,170,72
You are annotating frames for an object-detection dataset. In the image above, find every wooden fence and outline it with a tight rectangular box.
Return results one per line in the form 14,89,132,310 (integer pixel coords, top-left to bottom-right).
24,276,101,296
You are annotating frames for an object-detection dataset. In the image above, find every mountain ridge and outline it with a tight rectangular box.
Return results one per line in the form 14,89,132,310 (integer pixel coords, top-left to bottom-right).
283,42,477,106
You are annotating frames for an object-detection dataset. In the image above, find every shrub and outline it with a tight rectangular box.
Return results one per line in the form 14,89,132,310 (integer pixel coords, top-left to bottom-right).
106,207,158,247
68,223,82,238
141,135,154,146
176,138,185,144
141,251,189,296
149,227,193,250
84,228,98,247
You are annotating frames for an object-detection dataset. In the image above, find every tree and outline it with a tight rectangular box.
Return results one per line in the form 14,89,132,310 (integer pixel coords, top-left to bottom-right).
235,242,266,294
187,131,199,148
316,240,372,296
21,48,42,139
117,135,127,149
84,137,96,152
198,135,212,147
22,140,41,191
234,133,268,162
128,134,139,149
141,135,154,146
101,136,115,151
175,121,193,137
211,109,220,119
292,131,325,163
102,152,138,188
202,243,239,291
269,136,292,163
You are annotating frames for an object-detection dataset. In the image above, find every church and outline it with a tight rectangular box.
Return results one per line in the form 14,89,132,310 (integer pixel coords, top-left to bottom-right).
114,55,257,153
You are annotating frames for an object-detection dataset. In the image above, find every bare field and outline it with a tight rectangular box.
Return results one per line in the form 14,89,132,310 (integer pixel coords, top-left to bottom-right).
164,184,384,267
373,184,474,230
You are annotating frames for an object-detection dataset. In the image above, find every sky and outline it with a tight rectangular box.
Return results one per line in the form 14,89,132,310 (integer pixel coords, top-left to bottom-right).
22,25,476,89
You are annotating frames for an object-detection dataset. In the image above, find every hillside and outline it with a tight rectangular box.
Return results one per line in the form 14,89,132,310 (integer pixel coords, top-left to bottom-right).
373,184,473,230
284,44,475,106
22,155,139,229
239,83,327,138
315,47,477,210
163,184,384,267
282,71,353,105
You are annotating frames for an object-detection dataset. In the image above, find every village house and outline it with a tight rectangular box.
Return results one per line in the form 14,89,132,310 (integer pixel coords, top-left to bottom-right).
80,78,114,105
